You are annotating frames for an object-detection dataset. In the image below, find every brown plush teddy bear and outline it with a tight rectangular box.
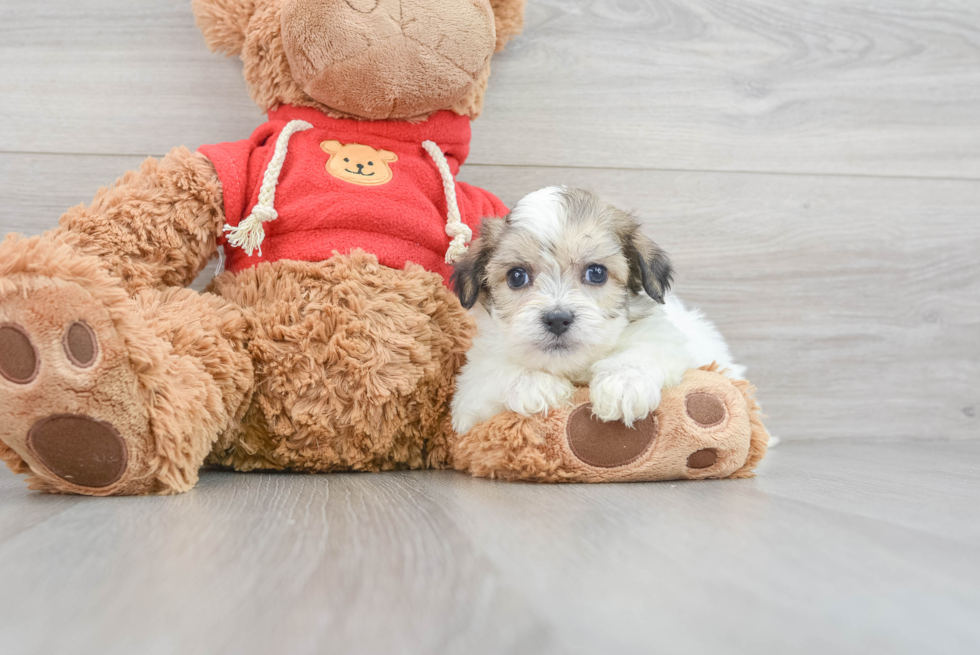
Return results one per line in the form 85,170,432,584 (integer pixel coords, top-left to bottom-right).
0,0,768,496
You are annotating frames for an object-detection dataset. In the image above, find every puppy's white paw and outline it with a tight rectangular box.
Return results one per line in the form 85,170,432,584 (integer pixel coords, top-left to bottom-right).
590,364,665,427
451,412,481,436
505,371,575,417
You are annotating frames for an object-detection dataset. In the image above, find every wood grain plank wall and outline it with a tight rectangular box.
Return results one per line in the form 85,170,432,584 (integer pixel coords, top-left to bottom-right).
1,0,978,177
1,0,978,441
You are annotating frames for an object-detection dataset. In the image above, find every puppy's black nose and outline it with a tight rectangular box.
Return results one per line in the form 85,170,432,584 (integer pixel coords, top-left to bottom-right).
543,310,575,336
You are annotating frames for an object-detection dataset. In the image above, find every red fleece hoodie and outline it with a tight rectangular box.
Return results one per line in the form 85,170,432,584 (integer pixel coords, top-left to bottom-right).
198,105,508,283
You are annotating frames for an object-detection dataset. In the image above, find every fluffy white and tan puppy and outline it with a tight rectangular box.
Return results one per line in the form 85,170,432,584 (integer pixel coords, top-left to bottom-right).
450,186,744,435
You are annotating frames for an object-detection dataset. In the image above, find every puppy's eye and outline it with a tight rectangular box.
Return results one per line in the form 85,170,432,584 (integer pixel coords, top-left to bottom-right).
584,264,608,285
507,268,531,289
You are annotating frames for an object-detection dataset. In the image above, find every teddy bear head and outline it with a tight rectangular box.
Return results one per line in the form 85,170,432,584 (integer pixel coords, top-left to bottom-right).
192,0,526,121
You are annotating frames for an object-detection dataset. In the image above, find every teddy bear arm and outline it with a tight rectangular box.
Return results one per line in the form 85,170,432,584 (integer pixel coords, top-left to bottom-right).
53,146,225,296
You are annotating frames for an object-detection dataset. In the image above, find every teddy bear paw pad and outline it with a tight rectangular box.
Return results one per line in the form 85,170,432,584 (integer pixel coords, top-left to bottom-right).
0,279,154,495
565,403,658,468
27,415,128,488
63,321,99,368
0,323,40,384
687,448,719,469
685,392,728,428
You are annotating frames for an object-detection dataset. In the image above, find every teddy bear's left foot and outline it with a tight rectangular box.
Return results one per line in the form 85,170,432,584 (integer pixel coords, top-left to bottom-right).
563,371,757,481
452,366,769,483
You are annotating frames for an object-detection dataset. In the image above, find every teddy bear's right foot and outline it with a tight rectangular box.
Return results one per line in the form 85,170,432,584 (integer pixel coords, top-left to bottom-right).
0,270,160,495
0,236,246,495
0,291,151,494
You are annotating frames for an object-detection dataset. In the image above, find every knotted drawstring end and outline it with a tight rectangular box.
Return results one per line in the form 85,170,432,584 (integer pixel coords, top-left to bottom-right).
223,119,312,259
444,223,473,264
445,235,468,264
223,205,277,258
423,139,471,265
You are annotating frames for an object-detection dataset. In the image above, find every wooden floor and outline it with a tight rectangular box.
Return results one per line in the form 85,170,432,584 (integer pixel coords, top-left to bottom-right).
1,442,979,654
1,0,978,653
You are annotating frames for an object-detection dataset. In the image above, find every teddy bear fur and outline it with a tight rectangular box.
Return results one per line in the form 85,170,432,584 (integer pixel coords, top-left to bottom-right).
0,0,526,496
0,233,471,496
0,0,768,496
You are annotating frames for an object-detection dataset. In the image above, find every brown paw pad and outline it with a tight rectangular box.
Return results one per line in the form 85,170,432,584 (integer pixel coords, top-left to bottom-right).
687,448,719,469
566,403,658,468
27,414,128,488
0,323,40,384
685,392,727,428
63,321,98,368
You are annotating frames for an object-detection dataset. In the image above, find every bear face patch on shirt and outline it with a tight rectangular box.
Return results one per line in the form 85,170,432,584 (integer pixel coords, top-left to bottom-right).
320,140,398,186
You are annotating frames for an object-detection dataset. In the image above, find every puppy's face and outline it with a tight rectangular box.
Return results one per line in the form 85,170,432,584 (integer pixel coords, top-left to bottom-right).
453,187,673,375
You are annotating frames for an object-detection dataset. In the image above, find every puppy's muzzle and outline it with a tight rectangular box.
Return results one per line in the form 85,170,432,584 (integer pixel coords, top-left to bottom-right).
542,310,575,336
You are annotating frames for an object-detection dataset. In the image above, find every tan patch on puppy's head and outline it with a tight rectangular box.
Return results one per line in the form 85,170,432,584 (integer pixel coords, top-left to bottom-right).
320,140,397,186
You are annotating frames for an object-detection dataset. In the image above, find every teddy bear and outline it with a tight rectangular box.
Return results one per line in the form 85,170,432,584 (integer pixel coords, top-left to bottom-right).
0,0,768,496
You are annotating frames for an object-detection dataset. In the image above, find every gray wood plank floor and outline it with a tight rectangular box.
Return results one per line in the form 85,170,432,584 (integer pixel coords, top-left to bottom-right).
0,0,978,652
0,442,978,655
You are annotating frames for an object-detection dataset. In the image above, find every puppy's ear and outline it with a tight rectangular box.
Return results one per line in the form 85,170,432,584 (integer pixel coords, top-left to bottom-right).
451,217,504,309
623,229,673,304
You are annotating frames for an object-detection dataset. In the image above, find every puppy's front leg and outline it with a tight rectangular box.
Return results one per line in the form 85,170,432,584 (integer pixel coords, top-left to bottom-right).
505,369,576,418
590,347,691,427
452,358,574,434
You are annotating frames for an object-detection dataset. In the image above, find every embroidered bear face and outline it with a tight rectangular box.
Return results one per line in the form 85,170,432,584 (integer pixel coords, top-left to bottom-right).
320,140,398,186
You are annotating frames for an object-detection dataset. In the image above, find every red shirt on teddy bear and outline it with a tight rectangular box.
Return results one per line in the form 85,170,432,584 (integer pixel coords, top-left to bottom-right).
199,105,508,283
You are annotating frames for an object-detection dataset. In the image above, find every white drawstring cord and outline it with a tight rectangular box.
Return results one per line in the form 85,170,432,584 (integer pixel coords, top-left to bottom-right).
422,140,471,264
214,247,226,276
223,120,313,257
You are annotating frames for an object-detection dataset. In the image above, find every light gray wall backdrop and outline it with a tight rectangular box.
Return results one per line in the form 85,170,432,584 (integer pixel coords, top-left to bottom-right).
2,0,978,442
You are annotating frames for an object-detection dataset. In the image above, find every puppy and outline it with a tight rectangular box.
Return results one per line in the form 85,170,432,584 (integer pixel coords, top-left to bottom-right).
450,186,744,435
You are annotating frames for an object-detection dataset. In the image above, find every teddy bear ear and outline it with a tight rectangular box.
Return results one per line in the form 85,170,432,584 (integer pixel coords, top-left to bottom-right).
378,150,398,163
489,0,527,52
192,0,259,56
320,140,342,154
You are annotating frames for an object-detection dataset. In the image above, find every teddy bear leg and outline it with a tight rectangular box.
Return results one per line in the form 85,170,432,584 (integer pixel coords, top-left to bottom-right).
452,366,769,483
202,254,472,473
52,146,224,295
0,236,253,495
